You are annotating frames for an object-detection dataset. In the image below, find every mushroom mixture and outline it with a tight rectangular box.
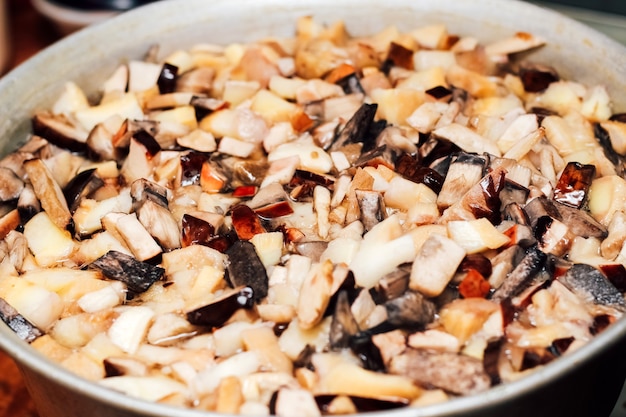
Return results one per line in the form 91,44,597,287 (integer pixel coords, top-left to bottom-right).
1,16,626,415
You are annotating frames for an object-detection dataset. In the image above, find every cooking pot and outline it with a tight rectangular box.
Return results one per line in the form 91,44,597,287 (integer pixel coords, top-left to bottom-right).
1,0,626,416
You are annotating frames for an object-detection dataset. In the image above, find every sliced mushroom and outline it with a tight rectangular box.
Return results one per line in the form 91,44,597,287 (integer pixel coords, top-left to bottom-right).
329,290,359,349
432,123,501,157
554,202,607,239
355,189,385,232
186,286,255,327
409,234,466,297
384,290,436,330
438,153,487,209
156,63,179,94
394,153,444,194
371,266,410,303
329,103,379,152
113,213,163,262
23,158,72,230
558,263,626,311
86,115,126,161
553,162,595,209
518,62,559,93
272,387,321,417
104,356,149,377
130,178,169,209
489,244,525,289
491,245,547,302
0,167,24,202
225,240,269,301
121,132,162,184
231,204,266,240
297,260,333,330
89,250,165,295
63,168,104,213
313,353,421,400
0,209,21,241
389,348,491,396
136,199,182,250
176,67,215,95
31,111,89,153
0,297,43,343
440,166,506,224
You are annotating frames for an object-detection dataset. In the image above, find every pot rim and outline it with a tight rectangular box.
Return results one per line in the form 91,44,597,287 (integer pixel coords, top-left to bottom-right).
1,0,626,416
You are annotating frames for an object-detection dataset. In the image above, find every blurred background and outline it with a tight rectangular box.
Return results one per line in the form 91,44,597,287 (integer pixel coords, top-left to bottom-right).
1,0,626,74
0,0,625,416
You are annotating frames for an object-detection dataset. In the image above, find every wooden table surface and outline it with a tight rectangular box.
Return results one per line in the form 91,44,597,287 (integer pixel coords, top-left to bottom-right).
1,2,62,416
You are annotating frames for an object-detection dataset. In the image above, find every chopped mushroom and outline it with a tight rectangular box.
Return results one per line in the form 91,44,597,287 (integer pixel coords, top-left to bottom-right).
89,250,165,296
0,167,24,202
23,158,72,230
389,348,491,396
0,297,43,343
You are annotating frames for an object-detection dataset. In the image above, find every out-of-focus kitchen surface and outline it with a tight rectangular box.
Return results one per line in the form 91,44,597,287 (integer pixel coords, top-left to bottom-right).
4,0,60,71
0,1,626,417
531,0,626,44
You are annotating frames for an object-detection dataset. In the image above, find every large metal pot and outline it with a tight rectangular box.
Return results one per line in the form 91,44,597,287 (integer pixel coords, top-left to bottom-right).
1,0,626,416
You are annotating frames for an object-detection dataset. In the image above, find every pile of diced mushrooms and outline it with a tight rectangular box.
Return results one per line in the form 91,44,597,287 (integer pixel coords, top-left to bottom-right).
1,16,626,415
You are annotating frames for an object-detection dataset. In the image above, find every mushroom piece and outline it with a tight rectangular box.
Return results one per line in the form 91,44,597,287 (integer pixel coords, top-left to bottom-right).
225,240,269,301
553,162,595,209
176,67,215,95
314,394,407,414
355,189,385,232
409,234,467,297
104,356,149,377
329,290,359,349
329,103,379,152
130,178,169,209
371,267,410,303
313,353,421,400
231,204,266,240
437,153,487,209
384,290,436,330
63,168,104,213
89,250,165,296
31,111,89,153
181,214,216,248
23,158,72,230
440,166,506,224
499,180,530,208
525,196,607,244
489,244,525,289
554,202,607,239
112,213,163,262
156,63,179,94
558,263,626,311
0,297,43,343
297,260,334,330
394,153,444,194
86,116,126,161
0,167,24,202
121,131,162,184
335,71,365,96
0,209,21,241
135,199,182,250
186,285,255,327
389,348,491,396
272,387,321,417
491,245,547,302
517,62,559,93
